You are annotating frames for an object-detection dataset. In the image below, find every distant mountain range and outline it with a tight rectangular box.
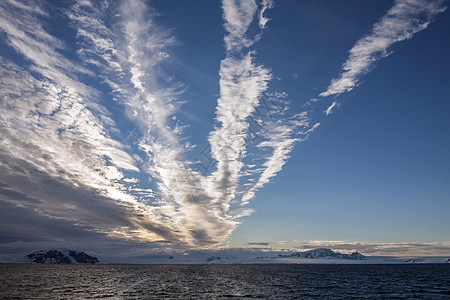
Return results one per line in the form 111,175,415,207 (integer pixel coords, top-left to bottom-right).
276,248,366,260
26,249,99,264
17,248,448,264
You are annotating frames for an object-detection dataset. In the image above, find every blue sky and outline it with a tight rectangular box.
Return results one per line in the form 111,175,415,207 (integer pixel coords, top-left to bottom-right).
0,0,449,260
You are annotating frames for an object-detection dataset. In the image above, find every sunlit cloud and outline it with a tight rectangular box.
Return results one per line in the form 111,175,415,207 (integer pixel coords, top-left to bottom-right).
0,0,290,249
0,0,179,246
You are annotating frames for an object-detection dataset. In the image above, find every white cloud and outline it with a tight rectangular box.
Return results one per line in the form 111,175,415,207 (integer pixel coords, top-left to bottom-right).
3,0,282,250
222,0,258,52
206,0,324,228
319,0,447,98
298,240,450,256
325,101,339,116
69,0,273,247
67,0,125,84
258,0,274,29
115,0,233,246
239,111,320,205
0,0,188,247
240,122,297,205
0,1,93,96
208,53,271,207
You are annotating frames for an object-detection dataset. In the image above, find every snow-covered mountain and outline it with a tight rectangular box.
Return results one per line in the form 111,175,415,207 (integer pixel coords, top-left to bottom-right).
25,249,99,264
278,248,365,260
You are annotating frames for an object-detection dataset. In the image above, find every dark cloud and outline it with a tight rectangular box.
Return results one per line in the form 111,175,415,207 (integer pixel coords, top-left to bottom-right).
247,242,270,246
0,150,183,250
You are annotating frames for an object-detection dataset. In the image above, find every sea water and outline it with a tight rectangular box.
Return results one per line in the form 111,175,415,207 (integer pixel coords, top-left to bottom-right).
1,264,449,299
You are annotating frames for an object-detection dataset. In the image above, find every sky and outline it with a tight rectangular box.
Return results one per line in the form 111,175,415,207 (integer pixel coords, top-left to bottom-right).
0,0,449,261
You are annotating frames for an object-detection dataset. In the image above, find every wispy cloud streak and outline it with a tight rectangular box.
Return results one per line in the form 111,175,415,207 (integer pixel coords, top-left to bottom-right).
3,0,284,249
0,0,192,246
0,1,138,185
222,0,258,53
208,0,319,216
208,0,282,216
69,0,257,246
319,0,446,114
240,113,320,206
0,0,176,245
69,0,207,245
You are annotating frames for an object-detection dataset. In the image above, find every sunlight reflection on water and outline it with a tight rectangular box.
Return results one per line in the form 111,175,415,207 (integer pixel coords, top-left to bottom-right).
1,264,449,299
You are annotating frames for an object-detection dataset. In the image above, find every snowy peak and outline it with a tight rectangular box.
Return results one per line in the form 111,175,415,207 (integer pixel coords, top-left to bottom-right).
279,248,365,260
26,249,99,264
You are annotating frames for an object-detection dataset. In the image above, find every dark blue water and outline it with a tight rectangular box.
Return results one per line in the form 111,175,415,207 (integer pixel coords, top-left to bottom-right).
1,264,449,299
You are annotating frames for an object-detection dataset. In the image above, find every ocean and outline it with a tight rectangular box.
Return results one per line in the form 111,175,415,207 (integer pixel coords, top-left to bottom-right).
1,264,449,299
